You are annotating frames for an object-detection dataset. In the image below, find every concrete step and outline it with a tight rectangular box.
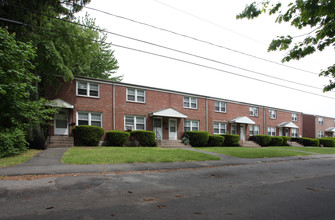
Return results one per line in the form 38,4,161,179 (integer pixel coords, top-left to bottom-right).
287,141,304,147
159,139,191,148
239,140,261,148
46,136,74,148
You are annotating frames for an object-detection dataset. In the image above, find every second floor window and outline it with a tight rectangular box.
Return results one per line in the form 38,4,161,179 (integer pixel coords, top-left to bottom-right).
127,88,145,103
215,101,226,113
269,110,277,119
77,81,99,97
292,113,298,122
318,117,323,125
249,107,258,117
184,96,197,109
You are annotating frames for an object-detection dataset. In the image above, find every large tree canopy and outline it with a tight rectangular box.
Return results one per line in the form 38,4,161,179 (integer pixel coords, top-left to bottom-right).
237,0,335,92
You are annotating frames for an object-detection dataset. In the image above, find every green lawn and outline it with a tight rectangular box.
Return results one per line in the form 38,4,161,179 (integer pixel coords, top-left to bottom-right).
195,147,313,158
269,146,335,154
0,149,41,168
62,147,220,164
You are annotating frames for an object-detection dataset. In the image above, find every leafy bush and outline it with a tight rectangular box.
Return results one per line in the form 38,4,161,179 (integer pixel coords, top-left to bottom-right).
130,130,156,147
208,135,225,146
249,135,272,146
221,134,240,146
318,138,335,147
72,125,104,146
0,128,28,158
106,130,130,146
186,131,209,147
281,136,291,146
270,136,283,146
294,137,319,147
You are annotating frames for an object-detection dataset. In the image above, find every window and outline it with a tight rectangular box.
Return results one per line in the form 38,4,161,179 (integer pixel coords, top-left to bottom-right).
268,127,276,136
184,120,199,131
231,124,237,135
215,101,226,113
318,131,324,138
127,88,145,103
77,112,102,127
249,107,258,117
214,122,226,134
292,113,298,122
318,117,323,125
124,116,146,130
269,110,277,119
184,96,197,109
77,81,99,97
291,128,298,137
249,125,260,136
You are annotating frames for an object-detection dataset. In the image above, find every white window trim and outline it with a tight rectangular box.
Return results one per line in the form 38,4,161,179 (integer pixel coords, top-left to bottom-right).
269,110,277,119
291,128,298,137
318,131,324,138
184,96,198,109
126,88,146,103
268,127,276,136
292,113,298,122
124,115,146,131
76,81,100,98
231,124,237,135
213,122,227,134
249,107,258,117
184,119,200,131
76,111,102,127
215,101,227,113
249,125,260,136
318,117,323,125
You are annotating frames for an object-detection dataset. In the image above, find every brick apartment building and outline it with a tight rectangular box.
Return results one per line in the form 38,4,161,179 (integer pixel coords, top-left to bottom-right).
303,114,335,138
45,76,308,145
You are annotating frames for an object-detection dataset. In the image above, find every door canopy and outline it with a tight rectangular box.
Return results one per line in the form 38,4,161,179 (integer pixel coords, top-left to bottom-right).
278,122,298,128
47,98,74,109
325,127,335,132
149,108,187,118
229,116,255,125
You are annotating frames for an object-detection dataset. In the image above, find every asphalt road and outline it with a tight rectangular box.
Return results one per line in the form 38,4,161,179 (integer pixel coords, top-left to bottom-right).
1,158,335,219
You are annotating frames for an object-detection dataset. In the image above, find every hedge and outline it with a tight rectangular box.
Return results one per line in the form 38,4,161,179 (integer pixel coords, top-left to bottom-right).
270,136,284,146
281,136,291,146
106,130,130,146
186,131,209,147
318,138,335,147
0,128,28,158
72,125,104,146
208,135,225,146
293,137,319,147
221,134,240,146
249,135,272,146
130,130,156,147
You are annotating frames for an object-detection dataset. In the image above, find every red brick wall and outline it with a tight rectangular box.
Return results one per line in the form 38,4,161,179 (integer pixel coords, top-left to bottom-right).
316,116,335,137
303,114,316,138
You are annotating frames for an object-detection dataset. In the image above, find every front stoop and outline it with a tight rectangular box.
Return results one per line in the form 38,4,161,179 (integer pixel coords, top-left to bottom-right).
46,136,74,148
239,140,261,148
287,141,304,147
159,139,191,148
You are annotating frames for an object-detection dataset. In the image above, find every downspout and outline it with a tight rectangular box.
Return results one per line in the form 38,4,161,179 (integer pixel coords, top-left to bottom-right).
205,97,208,132
113,84,115,130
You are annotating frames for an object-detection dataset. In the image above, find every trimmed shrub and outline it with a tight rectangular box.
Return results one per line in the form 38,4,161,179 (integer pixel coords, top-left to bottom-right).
295,137,319,147
186,131,209,147
130,130,156,147
249,135,272,146
208,135,225,146
0,128,28,158
72,125,104,146
270,136,284,146
281,136,291,146
318,138,335,147
221,134,240,146
106,130,130,146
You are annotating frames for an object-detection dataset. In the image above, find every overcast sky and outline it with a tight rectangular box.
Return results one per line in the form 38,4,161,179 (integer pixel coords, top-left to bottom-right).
76,0,335,118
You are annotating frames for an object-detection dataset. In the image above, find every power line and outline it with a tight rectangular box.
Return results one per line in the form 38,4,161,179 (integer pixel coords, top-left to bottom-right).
1,1,326,91
1,17,334,101
77,3,319,75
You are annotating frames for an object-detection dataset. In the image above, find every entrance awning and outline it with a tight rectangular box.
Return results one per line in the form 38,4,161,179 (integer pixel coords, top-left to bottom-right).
149,108,187,118
46,98,74,109
278,122,298,128
325,127,335,132
229,116,255,125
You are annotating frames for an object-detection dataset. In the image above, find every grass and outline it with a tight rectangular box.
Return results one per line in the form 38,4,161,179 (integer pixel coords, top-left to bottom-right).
269,146,335,154
0,149,41,168
195,147,312,158
61,147,220,164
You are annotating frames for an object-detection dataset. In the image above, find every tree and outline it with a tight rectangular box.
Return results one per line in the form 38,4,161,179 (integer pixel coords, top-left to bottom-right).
237,0,335,92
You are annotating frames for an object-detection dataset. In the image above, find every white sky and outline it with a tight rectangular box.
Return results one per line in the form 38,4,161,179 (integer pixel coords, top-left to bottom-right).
76,0,335,118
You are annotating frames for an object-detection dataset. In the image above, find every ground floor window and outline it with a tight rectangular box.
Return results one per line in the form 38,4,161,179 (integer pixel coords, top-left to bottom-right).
268,127,276,136
125,115,146,131
77,112,102,127
291,128,298,137
214,122,226,134
184,120,199,131
230,124,237,135
318,131,324,138
249,125,259,136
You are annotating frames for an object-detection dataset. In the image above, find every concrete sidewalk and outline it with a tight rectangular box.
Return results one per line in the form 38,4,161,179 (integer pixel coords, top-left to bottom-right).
0,148,334,176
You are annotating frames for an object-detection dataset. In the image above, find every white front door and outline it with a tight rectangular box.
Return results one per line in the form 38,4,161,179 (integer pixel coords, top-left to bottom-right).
279,128,283,136
169,118,178,140
54,110,69,135
153,117,163,140
240,124,246,141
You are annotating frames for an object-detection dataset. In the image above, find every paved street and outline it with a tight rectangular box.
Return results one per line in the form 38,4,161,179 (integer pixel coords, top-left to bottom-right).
1,157,335,219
